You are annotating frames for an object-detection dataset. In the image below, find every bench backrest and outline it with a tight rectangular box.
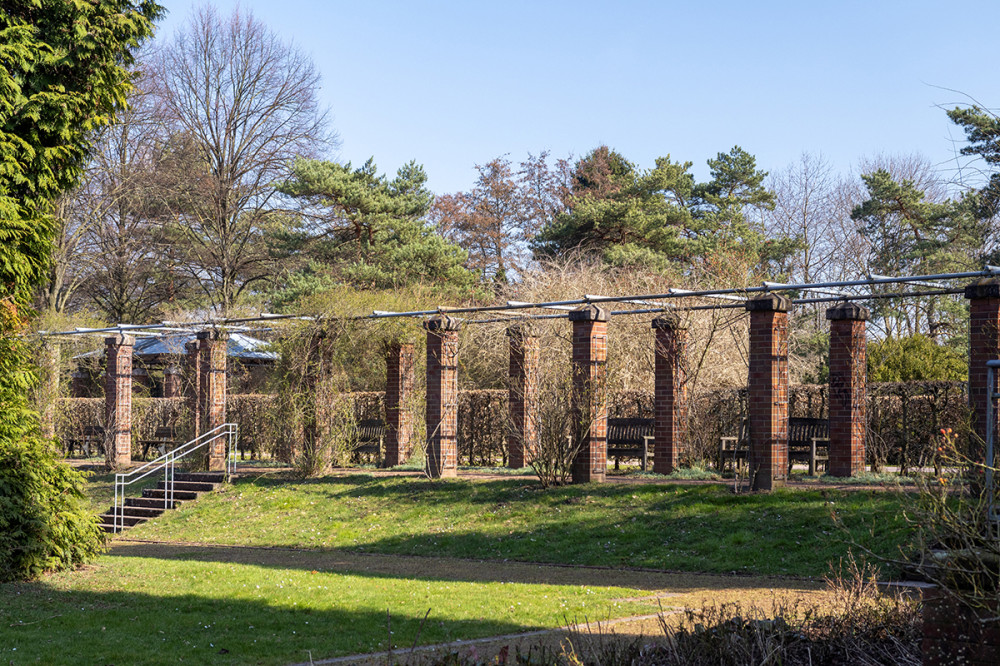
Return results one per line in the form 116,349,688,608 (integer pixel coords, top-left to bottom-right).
788,417,828,444
356,419,386,442
607,417,653,445
727,418,827,444
153,426,176,439
83,425,105,437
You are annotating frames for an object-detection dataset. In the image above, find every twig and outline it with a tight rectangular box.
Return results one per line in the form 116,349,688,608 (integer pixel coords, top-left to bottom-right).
10,614,61,627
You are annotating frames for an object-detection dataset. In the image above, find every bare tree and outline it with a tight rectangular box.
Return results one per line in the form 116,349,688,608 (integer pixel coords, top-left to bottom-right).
432,153,570,283
153,5,332,314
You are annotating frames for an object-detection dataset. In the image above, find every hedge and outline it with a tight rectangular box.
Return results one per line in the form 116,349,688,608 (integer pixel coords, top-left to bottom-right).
55,381,971,470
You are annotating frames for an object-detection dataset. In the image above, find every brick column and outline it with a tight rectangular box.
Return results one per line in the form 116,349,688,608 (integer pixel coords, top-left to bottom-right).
104,334,134,468
747,294,791,491
185,340,202,439
965,279,1000,470
507,325,539,469
384,341,415,467
424,315,460,478
570,305,608,484
40,340,60,440
827,302,869,477
162,365,183,398
197,330,228,471
652,314,686,474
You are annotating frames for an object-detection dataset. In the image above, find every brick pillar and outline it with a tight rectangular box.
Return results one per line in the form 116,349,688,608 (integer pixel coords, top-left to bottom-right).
507,325,539,469
384,341,415,467
197,330,228,471
827,302,869,477
104,334,134,468
570,305,608,484
424,315,460,478
965,279,1000,470
40,340,60,440
747,294,791,491
185,340,202,439
652,314,686,474
162,365,183,398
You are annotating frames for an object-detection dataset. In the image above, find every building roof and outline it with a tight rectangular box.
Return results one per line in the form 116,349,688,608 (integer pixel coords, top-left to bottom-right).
73,332,278,363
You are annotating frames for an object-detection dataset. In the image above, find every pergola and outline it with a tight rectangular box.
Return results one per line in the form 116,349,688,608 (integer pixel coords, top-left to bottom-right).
38,268,1000,488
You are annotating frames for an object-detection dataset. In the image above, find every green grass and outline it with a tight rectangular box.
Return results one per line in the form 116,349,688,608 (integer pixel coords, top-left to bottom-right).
129,474,912,578
0,551,653,665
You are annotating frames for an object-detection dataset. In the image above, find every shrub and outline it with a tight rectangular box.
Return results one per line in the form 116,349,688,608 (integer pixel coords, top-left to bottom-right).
0,436,104,582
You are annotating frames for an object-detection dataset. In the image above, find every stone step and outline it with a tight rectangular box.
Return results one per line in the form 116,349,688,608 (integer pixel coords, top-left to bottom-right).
174,472,226,484
142,488,200,501
155,480,218,493
104,505,166,519
125,497,184,510
98,513,148,527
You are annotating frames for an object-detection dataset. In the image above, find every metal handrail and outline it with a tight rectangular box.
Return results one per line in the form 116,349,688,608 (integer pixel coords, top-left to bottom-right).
113,423,238,533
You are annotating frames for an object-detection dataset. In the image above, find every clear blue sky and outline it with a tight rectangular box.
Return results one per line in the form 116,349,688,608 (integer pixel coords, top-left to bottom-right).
154,0,998,195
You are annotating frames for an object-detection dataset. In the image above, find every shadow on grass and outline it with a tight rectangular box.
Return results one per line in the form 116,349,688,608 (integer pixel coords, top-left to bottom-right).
108,541,828,594
0,568,571,666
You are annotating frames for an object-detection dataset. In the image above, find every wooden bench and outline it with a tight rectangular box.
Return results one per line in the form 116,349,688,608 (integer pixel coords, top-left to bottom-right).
718,417,830,476
353,419,385,463
607,417,654,471
139,426,177,460
787,417,829,476
65,425,105,458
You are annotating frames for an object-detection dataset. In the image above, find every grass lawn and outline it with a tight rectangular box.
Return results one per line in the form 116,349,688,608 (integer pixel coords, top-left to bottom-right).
128,473,912,578
0,548,656,665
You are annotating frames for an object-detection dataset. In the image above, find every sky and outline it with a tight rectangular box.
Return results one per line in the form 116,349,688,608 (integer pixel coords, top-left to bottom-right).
153,0,999,195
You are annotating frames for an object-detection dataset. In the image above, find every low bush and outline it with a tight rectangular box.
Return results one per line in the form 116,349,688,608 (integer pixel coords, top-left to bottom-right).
0,436,104,581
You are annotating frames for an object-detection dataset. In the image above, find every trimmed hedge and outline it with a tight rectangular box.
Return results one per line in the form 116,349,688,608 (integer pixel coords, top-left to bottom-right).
55,381,970,470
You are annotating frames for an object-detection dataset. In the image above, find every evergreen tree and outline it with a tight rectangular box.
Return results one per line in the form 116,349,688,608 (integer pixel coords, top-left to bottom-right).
0,0,161,580
276,158,475,299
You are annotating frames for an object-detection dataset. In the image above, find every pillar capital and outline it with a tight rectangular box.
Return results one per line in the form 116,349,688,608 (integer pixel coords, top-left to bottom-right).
423,314,462,332
197,328,230,342
826,301,870,321
651,312,685,330
505,323,539,339
568,304,608,322
105,333,135,347
964,278,1000,300
746,293,792,313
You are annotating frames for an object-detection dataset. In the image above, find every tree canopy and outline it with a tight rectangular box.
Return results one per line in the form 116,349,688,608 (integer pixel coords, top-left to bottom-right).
276,157,475,300
532,145,796,272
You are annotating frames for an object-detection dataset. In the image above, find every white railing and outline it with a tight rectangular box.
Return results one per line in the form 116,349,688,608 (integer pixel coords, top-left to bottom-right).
113,423,238,533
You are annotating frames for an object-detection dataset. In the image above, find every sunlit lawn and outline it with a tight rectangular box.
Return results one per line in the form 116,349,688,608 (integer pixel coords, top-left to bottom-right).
128,473,912,578
0,550,654,665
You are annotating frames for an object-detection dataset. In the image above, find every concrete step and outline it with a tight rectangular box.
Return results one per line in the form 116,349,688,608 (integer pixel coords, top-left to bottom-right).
155,480,218,493
174,472,226,484
125,497,184,510
142,488,200,501
98,513,148,527
104,505,166,519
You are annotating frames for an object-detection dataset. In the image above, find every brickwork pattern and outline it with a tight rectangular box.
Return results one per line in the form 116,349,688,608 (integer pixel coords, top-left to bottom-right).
162,366,183,398
104,334,134,467
653,318,686,474
198,330,228,471
966,282,1000,467
185,340,202,439
385,342,415,467
425,317,460,478
507,327,539,469
922,587,1000,665
828,314,867,476
748,299,789,490
570,308,608,484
